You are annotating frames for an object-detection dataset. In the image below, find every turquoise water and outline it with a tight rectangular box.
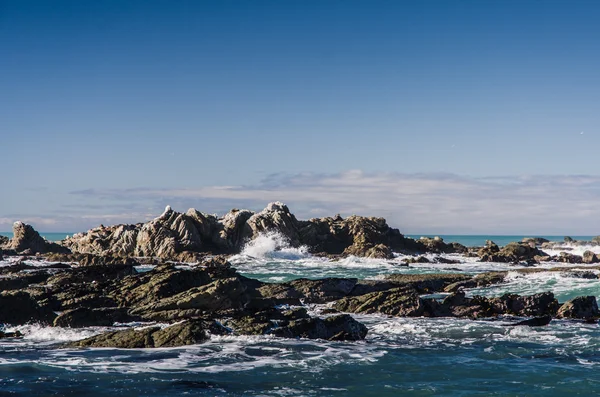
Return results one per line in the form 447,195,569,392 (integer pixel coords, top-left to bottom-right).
0,232,73,242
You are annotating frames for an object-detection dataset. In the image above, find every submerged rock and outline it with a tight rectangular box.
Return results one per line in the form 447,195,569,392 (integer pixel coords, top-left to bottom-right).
506,315,552,327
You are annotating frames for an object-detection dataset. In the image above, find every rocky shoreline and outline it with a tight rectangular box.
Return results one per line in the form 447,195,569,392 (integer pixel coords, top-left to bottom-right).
0,202,599,348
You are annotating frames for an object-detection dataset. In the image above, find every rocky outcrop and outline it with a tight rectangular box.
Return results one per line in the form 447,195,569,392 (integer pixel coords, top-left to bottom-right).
478,241,546,263
8,222,69,254
556,296,599,320
243,202,301,245
334,285,424,316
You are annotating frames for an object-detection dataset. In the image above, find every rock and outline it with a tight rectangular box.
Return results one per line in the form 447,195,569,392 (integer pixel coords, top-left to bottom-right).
271,314,368,341
557,252,583,264
490,292,559,317
522,237,550,246
582,250,599,264
506,315,552,327
592,236,600,245
130,277,248,317
213,209,254,252
557,296,600,320
382,273,470,293
0,235,9,248
564,236,574,243
243,202,301,246
559,270,598,279
403,256,430,264
53,307,138,328
334,285,424,317
8,222,69,254
0,330,23,339
258,278,357,304
418,236,467,254
0,291,57,325
479,242,546,263
66,319,229,348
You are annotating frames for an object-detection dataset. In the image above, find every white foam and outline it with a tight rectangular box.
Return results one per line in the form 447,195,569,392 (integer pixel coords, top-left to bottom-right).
237,232,309,260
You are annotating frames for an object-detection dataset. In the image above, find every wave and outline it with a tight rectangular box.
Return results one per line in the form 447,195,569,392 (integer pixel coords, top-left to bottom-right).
237,232,310,260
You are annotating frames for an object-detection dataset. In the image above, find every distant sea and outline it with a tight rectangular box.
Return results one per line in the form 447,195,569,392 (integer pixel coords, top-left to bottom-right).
0,232,595,247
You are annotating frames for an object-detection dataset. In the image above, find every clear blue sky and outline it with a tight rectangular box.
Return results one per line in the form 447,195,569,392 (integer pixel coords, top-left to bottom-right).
1,0,600,233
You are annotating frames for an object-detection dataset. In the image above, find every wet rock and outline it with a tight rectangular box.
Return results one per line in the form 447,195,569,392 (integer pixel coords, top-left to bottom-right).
46,264,137,286
334,285,424,317
402,256,430,264
557,296,600,320
382,273,470,293
0,330,23,339
8,222,69,254
270,314,368,341
490,292,559,317
53,307,138,328
506,315,552,327
66,319,229,348
0,290,57,325
418,237,467,254
582,250,599,264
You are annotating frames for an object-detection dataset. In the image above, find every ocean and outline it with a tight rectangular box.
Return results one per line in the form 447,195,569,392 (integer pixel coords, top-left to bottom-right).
1,233,600,395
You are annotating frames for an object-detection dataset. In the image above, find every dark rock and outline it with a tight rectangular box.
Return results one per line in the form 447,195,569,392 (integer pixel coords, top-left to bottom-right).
402,256,430,264
557,296,600,320
559,270,598,280
522,237,550,246
334,285,424,316
257,278,357,305
0,291,57,325
270,314,368,341
479,241,546,263
506,315,552,327
490,292,559,317
53,307,138,328
564,236,574,243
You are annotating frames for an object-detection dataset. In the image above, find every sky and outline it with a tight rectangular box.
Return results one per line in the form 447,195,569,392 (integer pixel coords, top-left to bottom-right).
1,0,600,234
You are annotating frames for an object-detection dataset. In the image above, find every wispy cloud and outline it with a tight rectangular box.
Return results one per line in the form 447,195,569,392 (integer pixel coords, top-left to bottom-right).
3,171,600,234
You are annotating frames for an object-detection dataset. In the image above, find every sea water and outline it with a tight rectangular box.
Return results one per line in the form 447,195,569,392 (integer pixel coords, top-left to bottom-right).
2,234,600,395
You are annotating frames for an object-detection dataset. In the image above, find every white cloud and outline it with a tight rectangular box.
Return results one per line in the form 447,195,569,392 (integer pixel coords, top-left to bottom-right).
4,171,600,234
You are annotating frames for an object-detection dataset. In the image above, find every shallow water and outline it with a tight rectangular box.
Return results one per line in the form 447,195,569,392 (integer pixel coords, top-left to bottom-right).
2,234,600,395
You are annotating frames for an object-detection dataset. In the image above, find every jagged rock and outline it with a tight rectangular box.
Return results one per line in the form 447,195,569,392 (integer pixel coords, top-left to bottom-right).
582,251,599,264
382,273,470,293
46,264,137,286
53,307,137,328
62,224,140,257
0,290,57,325
0,235,9,248
334,285,424,316
270,314,368,341
66,319,229,348
223,307,310,335
243,202,300,246
402,256,430,264
8,222,69,254
214,209,254,251
556,296,600,320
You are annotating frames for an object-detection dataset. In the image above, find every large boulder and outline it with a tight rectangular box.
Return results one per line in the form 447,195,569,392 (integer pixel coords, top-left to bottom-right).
556,296,600,320
8,222,69,254
582,250,599,264
478,241,546,263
